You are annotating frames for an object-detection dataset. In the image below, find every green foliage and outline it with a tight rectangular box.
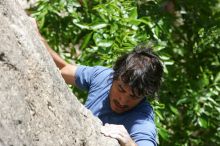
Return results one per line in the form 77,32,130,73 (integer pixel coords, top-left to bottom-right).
30,0,220,145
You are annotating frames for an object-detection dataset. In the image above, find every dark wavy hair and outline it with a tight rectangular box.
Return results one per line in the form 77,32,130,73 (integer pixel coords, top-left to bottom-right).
113,45,163,98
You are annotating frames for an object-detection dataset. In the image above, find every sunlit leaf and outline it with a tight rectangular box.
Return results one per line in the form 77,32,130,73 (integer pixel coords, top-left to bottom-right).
90,23,108,30
80,32,93,49
97,40,113,47
158,127,170,141
72,20,90,29
177,98,189,105
198,117,208,128
169,105,179,116
155,110,164,120
214,72,220,83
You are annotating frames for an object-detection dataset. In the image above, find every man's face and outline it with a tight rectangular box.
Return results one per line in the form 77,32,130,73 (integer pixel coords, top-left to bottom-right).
109,79,144,114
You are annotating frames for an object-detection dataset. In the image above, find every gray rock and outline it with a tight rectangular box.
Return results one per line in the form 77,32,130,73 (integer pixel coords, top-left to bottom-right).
17,0,38,9
0,0,119,146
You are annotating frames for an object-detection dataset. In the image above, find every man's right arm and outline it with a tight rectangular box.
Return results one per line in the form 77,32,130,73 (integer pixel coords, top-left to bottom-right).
32,17,77,85
41,36,77,85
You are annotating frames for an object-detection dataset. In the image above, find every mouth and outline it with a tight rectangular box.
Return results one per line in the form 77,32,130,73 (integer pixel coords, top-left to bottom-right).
113,100,128,110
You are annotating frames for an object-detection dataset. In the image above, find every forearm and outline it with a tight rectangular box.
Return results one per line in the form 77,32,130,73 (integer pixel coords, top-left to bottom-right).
31,17,77,85
31,17,68,69
39,36,68,69
121,139,137,146
41,36,77,85
131,142,137,146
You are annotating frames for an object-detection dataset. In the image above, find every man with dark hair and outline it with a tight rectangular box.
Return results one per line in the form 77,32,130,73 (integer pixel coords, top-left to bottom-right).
36,19,163,145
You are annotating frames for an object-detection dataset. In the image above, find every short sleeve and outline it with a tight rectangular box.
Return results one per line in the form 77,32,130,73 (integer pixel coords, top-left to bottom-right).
130,120,157,146
75,65,112,91
125,103,157,146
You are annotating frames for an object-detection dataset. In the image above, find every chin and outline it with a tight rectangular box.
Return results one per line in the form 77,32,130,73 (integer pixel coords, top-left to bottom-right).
113,109,124,114
109,96,128,114
110,103,128,114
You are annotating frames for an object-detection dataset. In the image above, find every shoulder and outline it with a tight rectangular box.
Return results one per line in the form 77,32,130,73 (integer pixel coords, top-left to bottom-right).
124,101,157,145
131,99,154,121
76,65,113,77
124,100,155,129
75,65,113,90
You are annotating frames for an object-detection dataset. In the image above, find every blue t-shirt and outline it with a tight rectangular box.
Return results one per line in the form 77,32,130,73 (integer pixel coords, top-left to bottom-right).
75,65,157,146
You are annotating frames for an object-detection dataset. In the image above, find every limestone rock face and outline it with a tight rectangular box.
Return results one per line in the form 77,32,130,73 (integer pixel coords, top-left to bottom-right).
0,0,119,146
17,0,38,9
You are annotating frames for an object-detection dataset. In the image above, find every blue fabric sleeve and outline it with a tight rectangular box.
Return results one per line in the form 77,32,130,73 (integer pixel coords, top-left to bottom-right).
126,105,157,146
131,121,157,146
75,65,111,91
75,65,94,90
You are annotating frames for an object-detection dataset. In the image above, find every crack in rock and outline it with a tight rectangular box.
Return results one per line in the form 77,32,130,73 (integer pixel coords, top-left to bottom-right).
0,52,18,71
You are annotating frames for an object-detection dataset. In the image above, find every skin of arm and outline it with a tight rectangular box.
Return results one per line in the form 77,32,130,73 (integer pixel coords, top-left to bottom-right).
41,36,77,85
30,17,77,85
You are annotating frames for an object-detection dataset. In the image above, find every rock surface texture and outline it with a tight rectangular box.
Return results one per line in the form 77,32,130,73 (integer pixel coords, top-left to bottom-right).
0,0,119,146
17,0,38,9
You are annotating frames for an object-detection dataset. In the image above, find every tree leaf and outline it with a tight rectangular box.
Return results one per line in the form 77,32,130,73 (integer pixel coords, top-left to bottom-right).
80,32,93,50
90,23,108,30
97,40,113,47
198,117,208,128
169,105,179,116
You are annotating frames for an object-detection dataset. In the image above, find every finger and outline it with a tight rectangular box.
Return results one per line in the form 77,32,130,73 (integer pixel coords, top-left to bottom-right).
104,125,124,135
104,123,110,126
108,133,128,145
101,126,107,134
101,126,126,140
108,133,123,140
101,129,125,142
104,124,128,135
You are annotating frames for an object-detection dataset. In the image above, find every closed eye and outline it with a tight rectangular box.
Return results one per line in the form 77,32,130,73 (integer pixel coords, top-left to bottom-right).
130,95,140,100
118,85,126,93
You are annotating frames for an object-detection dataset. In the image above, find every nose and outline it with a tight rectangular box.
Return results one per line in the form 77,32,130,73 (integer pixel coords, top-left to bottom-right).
118,96,129,106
